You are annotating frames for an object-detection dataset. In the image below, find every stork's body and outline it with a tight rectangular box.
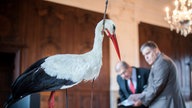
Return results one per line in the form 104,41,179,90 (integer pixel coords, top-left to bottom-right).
4,19,120,108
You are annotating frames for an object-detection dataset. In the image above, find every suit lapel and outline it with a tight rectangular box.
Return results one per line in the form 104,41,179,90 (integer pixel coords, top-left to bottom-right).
136,70,141,93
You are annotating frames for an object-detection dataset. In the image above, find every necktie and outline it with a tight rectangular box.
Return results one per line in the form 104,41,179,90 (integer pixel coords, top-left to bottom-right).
129,78,135,94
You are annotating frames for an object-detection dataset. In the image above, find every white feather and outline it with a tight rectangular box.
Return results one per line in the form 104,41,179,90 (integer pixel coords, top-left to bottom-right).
41,19,115,84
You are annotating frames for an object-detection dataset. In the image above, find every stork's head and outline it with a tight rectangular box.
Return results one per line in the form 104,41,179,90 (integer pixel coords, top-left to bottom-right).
102,20,116,34
96,19,121,60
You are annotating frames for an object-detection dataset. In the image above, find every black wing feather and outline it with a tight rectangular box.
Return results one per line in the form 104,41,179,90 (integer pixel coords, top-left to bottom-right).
11,57,48,89
4,57,76,108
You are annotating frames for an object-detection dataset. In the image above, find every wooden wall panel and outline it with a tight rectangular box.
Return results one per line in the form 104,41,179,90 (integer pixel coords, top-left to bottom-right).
0,0,110,108
139,22,192,101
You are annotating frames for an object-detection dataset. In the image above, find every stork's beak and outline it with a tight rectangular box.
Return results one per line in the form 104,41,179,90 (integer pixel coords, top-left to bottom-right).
104,29,121,60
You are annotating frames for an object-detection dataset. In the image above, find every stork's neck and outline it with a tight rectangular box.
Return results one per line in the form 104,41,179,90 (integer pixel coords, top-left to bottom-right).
92,28,104,54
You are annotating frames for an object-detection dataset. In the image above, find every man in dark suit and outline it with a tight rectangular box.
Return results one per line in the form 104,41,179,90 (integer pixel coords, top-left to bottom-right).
115,61,150,108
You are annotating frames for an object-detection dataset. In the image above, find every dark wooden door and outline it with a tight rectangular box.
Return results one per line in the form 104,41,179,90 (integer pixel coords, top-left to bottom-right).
0,52,15,108
139,22,192,101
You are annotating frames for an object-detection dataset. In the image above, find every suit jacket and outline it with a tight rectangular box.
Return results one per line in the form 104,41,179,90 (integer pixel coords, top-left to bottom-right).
140,53,186,108
117,67,150,108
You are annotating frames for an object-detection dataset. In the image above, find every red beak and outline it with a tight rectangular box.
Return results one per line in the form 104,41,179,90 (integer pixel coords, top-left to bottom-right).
104,29,121,60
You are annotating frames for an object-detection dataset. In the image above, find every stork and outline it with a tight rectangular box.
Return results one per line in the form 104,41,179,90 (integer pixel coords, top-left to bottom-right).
4,19,121,108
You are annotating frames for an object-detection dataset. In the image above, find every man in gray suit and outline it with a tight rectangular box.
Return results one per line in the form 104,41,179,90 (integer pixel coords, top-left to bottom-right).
132,41,186,108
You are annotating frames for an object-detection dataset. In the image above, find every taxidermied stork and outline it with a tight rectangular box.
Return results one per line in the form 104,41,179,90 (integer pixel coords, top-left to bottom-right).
4,19,121,108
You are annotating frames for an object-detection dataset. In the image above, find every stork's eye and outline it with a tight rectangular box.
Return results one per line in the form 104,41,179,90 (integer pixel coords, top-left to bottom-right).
113,25,116,30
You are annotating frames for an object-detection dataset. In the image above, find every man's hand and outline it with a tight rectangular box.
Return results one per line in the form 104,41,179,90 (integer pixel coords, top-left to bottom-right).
133,100,142,107
128,93,142,101
128,93,143,107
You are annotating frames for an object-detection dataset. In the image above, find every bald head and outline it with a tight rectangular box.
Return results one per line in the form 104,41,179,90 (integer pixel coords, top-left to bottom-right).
115,61,129,73
115,61,133,80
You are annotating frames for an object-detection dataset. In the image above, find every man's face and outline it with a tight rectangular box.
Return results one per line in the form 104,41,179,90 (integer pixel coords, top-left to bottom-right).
141,46,158,65
117,67,132,80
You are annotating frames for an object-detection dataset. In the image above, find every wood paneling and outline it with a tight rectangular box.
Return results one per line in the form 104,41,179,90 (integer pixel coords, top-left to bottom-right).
139,22,192,101
0,0,110,108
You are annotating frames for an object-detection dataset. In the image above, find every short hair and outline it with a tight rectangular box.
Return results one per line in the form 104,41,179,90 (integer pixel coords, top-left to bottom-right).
115,61,129,72
140,41,158,52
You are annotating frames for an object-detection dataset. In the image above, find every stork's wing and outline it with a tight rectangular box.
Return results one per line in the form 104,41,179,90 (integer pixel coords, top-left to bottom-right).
11,57,48,89
6,57,77,108
12,67,76,98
